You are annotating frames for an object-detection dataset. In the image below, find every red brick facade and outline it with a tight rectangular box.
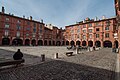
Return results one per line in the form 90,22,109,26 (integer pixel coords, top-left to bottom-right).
115,0,120,48
65,17,118,48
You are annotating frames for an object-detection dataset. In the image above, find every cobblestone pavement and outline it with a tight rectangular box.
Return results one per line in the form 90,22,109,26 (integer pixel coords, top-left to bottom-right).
0,47,117,80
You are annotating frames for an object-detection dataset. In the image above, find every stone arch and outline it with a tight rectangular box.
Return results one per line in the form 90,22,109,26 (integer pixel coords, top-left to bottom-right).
25,39,30,46
70,40,75,46
66,41,69,45
2,38,10,45
38,40,43,46
56,41,61,46
49,41,52,46
12,38,23,46
88,41,93,47
31,39,36,46
44,40,47,46
103,40,112,48
114,40,118,48
95,41,101,47
76,40,81,46
82,41,86,46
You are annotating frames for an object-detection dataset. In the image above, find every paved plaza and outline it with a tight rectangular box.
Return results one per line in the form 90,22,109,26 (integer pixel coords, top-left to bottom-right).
0,46,118,80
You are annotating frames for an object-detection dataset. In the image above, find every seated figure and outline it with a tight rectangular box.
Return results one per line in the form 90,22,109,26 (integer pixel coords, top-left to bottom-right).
13,49,23,60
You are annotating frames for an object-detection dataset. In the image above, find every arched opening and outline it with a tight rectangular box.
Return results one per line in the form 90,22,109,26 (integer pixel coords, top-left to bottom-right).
114,40,118,48
25,39,30,46
12,38,23,46
53,41,55,46
56,41,61,46
82,41,86,46
44,40,47,46
70,40,75,46
38,40,43,46
103,40,112,48
66,41,69,45
31,39,36,46
95,41,101,47
62,41,65,46
88,41,93,47
76,41,81,46
49,41,52,46
2,38,10,45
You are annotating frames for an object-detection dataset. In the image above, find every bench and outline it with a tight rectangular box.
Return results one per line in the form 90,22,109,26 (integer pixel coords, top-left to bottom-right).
66,52,73,56
0,59,25,67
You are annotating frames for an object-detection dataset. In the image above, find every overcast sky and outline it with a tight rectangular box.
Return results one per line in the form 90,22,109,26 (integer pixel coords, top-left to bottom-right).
0,0,116,28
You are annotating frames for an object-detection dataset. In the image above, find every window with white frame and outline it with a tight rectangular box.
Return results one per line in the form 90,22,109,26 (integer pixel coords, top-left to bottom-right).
89,34,92,38
5,30,9,36
6,18,9,21
83,35,86,39
16,31,20,37
5,24,9,28
83,30,86,33
105,26,109,30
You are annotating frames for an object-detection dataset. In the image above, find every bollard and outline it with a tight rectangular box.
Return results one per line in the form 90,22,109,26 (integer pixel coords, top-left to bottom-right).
54,53,58,59
41,54,45,61
76,48,79,54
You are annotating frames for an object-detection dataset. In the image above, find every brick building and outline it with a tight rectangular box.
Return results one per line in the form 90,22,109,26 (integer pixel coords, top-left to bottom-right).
0,7,44,46
0,7,65,46
115,0,120,48
65,17,118,48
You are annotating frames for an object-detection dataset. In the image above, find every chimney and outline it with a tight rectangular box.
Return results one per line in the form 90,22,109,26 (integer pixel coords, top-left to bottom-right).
30,16,32,20
2,6,5,13
95,17,98,21
41,19,43,23
23,15,25,18
102,15,106,19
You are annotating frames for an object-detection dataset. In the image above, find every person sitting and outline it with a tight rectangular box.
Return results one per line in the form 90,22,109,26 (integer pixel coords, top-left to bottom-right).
13,49,23,60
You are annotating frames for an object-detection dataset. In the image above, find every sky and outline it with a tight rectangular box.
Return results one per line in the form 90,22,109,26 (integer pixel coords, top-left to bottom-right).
0,0,116,28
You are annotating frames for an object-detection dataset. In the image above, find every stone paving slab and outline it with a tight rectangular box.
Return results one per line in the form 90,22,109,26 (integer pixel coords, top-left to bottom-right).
0,47,117,80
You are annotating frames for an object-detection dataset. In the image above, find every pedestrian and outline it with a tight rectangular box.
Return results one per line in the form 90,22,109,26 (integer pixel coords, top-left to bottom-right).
13,49,23,60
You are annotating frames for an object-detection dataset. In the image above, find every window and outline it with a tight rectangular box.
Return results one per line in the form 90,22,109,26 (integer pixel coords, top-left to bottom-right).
27,21,30,25
6,18,9,21
83,30,86,33
77,35,80,38
71,30,74,33
83,25,86,28
26,27,30,30
40,30,42,33
26,33,29,36
96,34,99,38
16,25,21,30
40,25,42,29
32,34,35,38
88,23,92,27
5,24,9,28
34,23,36,27
16,31,20,37
96,22,99,26
89,29,92,33
5,30,9,36
33,26,36,33
106,21,110,26
105,33,109,38
77,29,80,33
105,26,109,30
83,35,86,39
89,34,92,38
96,28,99,31
17,20,21,23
